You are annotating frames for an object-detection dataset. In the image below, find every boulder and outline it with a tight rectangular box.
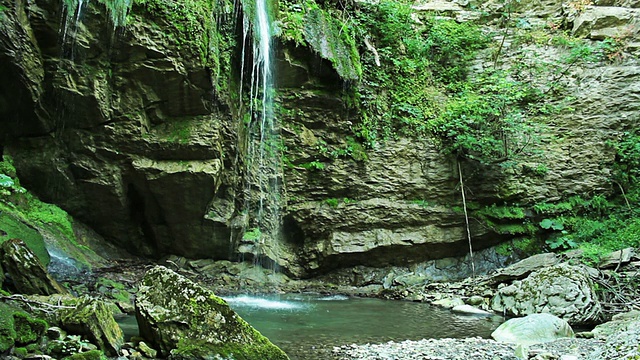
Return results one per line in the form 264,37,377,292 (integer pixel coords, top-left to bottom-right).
58,296,124,356
491,313,574,345
591,310,640,340
451,304,493,316
589,315,640,359
0,239,68,295
491,264,602,325
484,253,560,285
599,247,634,269
135,266,289,359
572,6,640,40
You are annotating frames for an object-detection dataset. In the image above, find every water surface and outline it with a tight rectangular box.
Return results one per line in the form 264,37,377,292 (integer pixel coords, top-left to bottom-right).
224,294,504,359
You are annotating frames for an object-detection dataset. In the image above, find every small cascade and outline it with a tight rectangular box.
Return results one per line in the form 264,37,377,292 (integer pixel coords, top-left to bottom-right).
237,0,284,270
59,0,88,59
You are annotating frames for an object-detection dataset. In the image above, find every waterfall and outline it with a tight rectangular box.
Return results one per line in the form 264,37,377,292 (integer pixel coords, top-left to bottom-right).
60,0,87,58
237,0,284,270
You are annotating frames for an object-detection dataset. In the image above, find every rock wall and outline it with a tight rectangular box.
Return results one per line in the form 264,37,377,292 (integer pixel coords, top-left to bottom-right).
0,0,237,259
1,0,639,278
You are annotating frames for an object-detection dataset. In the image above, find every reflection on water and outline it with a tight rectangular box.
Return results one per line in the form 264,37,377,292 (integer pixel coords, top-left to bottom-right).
224,294,504,360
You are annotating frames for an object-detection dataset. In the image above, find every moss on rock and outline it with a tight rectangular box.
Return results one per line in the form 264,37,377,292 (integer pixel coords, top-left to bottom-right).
277,0,361,81
136,266,289,359
0,303,17,352
0,211,50,267
13,312,47,345
63,349,107,360
58,296,124,356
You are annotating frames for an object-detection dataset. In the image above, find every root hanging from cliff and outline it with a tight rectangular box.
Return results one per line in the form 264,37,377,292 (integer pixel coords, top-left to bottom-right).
364,36,381,67
458,161,475,278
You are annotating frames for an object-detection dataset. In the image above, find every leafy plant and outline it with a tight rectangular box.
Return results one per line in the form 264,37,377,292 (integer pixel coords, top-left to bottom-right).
325,198,339,207
242,228,262,242
0,174,14,188
539,218,564,231
546,235,577,250
300,160,325,171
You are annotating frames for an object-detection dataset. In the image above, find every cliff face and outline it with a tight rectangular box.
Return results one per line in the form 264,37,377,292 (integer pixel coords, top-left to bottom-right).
1,0,639,278
0,0,237,259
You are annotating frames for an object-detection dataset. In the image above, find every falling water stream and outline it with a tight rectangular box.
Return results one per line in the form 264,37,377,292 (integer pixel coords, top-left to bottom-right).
238,0,284,268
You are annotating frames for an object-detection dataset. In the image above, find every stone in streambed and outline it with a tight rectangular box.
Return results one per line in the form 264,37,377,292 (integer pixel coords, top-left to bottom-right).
451,305,493,316
135,266,289,359
491,313,574,345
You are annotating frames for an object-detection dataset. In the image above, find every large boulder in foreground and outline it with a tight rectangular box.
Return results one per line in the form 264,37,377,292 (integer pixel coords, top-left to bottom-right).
135,266,289,359
491,263,602,325
492,313,574,345
0,238,68,295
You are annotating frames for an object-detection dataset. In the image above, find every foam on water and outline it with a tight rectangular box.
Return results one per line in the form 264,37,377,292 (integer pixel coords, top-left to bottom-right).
223,295,308,311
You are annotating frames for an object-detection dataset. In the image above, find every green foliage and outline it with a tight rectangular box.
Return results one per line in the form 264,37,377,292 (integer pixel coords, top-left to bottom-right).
428,69,543,163
242,228,262,242
477,204,526,220
539,218,564,231
352,1,488,146
495,237,541,257
277,0,361,80
545,234,577,250
97,0,134,27
299,160,325,170
325,198,339,208
0,174,14,188
609,130,640,194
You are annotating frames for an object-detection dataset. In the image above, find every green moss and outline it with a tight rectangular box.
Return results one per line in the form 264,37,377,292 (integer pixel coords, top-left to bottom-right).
495,238,541,258
96,278,126,291
172,333,288,360
97,0,133,27
0,303,17,352
477,204,526,220
0,213,50,266
63,349,107,360
14,347,28,357
131,0,234,91
13,312,47,345
277,0,361,80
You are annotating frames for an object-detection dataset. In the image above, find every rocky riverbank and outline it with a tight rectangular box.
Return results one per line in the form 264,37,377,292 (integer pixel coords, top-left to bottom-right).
331,337,604,360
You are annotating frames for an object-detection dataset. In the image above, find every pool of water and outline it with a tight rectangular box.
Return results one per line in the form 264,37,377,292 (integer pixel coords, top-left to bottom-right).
223,294,504,359
117,294,504,360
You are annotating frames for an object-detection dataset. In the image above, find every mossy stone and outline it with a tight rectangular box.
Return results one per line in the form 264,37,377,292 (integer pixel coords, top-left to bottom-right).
0,238,68,295
58,296,124,356
0,303,17,352
0,213,49,266
13,312,47,345
62,349,106,360
136,266,289,359
13,346,28,358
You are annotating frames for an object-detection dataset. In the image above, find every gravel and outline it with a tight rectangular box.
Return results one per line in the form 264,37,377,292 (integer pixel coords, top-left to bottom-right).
331,337,605,360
